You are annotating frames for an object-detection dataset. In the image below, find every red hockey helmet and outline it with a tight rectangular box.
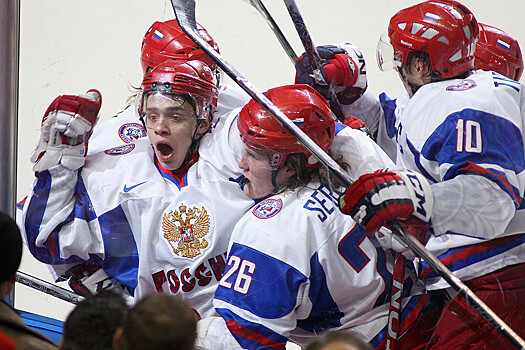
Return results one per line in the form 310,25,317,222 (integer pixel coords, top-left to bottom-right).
237,84,335,169
387,0,479,79
476,23,523,81
140,19,219,74
139,60,219,121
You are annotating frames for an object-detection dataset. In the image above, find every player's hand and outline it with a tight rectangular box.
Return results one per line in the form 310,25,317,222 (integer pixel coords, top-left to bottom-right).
295,43,368,104
338,169,434,244
66,264,126,297
375,227,416,260
30,90,101,172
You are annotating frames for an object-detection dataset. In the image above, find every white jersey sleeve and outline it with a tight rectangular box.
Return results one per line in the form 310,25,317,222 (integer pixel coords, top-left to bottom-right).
340,90,382,134
331,123,395,180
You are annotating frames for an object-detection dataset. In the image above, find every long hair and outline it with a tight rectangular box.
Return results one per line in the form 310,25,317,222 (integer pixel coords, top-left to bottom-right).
278,151,350,195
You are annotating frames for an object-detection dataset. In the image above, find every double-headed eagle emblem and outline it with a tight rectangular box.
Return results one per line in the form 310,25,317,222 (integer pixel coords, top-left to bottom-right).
162,204,210,258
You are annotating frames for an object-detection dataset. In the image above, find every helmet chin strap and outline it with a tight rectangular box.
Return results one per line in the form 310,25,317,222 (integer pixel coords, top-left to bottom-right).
271,168,281,193
184,118,206,164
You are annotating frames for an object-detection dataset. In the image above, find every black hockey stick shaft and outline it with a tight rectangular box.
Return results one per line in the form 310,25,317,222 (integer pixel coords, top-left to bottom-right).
245,0,298,64
16,271,84,304
282,0,346,122
169,1,525,348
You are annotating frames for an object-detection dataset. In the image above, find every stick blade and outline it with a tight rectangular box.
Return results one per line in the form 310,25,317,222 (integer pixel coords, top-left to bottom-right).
170,0,197,31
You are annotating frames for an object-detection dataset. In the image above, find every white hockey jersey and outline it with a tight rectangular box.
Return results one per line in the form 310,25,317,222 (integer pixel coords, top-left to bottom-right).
22,139,255,318
207,184,427,349
374,71,525,289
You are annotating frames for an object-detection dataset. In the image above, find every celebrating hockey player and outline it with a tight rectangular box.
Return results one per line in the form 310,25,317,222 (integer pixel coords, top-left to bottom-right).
22,60,254,318
87,19,250,155
295,23,524,164
195,85,432,350
337,1,525,348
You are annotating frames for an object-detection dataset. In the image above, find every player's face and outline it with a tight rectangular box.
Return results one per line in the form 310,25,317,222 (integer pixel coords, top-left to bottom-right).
145,93,209,170
238,144,292,199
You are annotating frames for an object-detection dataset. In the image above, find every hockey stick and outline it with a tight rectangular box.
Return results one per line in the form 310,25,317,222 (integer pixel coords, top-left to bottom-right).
169,1,525,348
16,271,84,304
170,0,352,188
283,1,403,347
282,0,346,123
242,0,298,64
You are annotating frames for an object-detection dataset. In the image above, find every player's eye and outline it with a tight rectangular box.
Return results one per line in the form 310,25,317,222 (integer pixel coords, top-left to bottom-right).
146,115,159,122
166,115,184,122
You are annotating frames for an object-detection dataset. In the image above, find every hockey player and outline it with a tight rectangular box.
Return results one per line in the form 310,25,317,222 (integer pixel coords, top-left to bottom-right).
87,19,250,155
195,85,432,350
22,60,255,318
295,24,524,163
337,1,525,348
17,18,251,295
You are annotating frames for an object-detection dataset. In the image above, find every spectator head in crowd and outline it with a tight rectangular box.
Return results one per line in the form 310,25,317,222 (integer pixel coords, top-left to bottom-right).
113,294,197,350
59,290,129,350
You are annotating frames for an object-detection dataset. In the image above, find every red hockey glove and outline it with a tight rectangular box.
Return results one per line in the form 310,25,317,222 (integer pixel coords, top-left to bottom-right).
320,53,358,87
30,90,101,172
295,43,367,104
339,169,434,244
343,116,373,138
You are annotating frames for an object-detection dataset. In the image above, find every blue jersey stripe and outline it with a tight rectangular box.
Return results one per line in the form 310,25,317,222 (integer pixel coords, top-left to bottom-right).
420,108,525,201
216,308,288,349
215,243,307,319
98,205,139,290
25,171,98,265
297,252,343,333
420,234,525,279
379,93,398,139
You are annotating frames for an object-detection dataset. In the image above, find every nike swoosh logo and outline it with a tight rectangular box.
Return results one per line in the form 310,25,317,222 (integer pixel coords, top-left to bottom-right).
123,181,147,192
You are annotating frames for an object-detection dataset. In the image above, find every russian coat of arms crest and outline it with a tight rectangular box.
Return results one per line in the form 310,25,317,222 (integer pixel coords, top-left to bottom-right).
162,204,210,258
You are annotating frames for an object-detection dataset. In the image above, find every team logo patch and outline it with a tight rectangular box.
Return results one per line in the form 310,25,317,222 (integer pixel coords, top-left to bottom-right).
104,144,135,155
119,123,147,143
446,79,477,91
252,198,283,219
162,204,210,258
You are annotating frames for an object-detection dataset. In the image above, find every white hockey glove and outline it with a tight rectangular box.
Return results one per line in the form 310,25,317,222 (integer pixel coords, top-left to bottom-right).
30,89,102,172
375,227,416,260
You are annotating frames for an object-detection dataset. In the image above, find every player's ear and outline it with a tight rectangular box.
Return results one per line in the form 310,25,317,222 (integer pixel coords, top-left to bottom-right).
282,165,296,180
196,116,211,136
57,339,64,350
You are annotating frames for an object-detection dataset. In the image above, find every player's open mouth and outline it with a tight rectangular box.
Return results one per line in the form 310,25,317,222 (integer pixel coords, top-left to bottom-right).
157,142,173,158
